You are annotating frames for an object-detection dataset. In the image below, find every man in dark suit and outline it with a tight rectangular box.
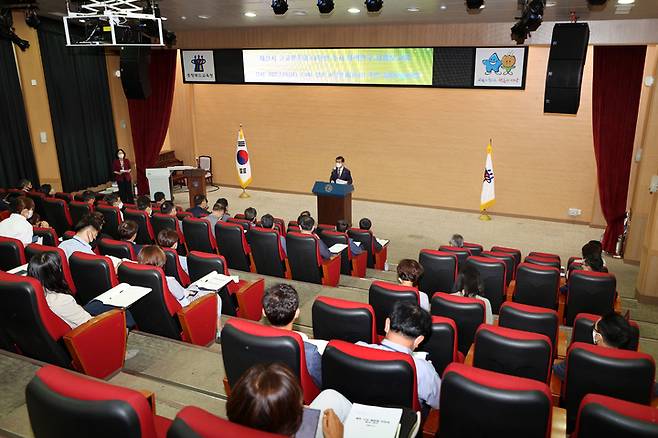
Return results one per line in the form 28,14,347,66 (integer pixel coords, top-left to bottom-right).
329,156,353,185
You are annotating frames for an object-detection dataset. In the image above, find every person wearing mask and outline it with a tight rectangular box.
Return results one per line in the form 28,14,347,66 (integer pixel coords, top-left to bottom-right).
397,259,430,311
335,219,362,255
117,220,142,257
452,265,493,324
299,216,331,260
104,193,124,221
260,214,286,255
356,301,441,411
157,229,188,273
138,245,222,334
187,195,210,218
206,202,227,237
262,284,322,388
359,217,383,251
136,195,153,217
0,196,48,245
449,234,464,248
58,212,104,260
112,149,134,204
329,156,353,185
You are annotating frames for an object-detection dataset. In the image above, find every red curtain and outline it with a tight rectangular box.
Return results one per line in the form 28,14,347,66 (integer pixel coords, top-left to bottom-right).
128,49,177,194
592,46,646,253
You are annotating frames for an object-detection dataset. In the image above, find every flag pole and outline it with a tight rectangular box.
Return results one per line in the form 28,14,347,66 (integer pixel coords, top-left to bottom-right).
479,138,493,221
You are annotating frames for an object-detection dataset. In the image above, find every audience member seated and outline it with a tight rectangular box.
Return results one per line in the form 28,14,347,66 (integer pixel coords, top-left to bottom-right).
117,220,142,256
160,201,182,228
300,215,331,260
358,217,382,251
561,253,608,295
157,229,188,273
18,178,33,193
103,193,124,221
217,197,231,220
335,219,363,255
397,258,430,311
136,195,153,216
187,195,210,218
449,233,464,248
0,196,49,245
356,301,440,410
244,207,258,226
262,283,322,388
206,201,227,237
81,190,96,206
138,245,222,333
553,311,639,381
261,213,287,255
451,265,493,324
153,191,166,208
37,184,54,197
58,212,104,260
27,251,135,329
299,210,311,219
0,191,11,212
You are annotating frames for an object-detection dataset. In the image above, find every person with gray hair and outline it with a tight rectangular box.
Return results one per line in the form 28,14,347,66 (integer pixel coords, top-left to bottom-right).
449,234,464,248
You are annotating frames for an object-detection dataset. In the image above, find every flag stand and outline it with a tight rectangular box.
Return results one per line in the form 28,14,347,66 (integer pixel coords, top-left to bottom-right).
239,188,250,199
479,209,492,221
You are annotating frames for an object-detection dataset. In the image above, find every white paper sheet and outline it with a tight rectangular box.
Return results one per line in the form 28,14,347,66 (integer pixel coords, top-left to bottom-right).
8,264,28,276
329,243,348,253
192,271,239,291
94,283,152,308
376,238,390,247
344,403,403,438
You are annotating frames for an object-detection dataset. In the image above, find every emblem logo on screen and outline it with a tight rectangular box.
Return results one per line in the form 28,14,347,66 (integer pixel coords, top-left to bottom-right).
182,50,216,83
191,55,207,72
324,184,333,193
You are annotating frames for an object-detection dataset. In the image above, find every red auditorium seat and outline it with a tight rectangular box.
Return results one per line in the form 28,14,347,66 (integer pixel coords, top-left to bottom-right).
513,262,560,310
430,292,485,357
95,204,123,240
0,210,9,221
464,256,507,314
473,325,553,384
0,273,126,378
525,255,561,270
24,244,77,294
480,250,516,283
347,228,387,270
151,212,187,253
26,365,170,438
572,394,658,438
215,221,253,272
562,342,655,432
321,230,367,277
247,226,290,278
98,238,137,261
570,312,639,351
227,217,253,232
418,250,458,296
162,247,191,287
26,191,46,217
419,316,460,376
123,209,156,244
311,296,377,344
117,263,217,346
438,363,552,437
0,236,26,271
490,245,522,270
176,211,193,222
68,200,93,228
69,252,119,306
182,217,217,255
32,226,59,247
368,281,421,339
462,242,483,256
498,302,560,359
322,339,421,411
286,232,340,286
565,270,616,326
438,245,472,271
529,251,561,263
42,198,73,237
54,192,73,203
168,406,285,438
221,318,320,404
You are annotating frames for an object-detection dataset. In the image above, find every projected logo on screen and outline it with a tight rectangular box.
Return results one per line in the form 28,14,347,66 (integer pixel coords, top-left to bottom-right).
237,150,249,165
191,55,207,72
182,50,216,83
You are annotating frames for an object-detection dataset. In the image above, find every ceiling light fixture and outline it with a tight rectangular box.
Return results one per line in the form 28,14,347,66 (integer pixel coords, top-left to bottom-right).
197,15,210,19
348,7,361,14
617,0,634,3
244,11,257,17
293,10,307,15
180,15,187,20
440,5,447,10
317,0,335,13
407,7,420,12
271,0,289,15
365,0,383,12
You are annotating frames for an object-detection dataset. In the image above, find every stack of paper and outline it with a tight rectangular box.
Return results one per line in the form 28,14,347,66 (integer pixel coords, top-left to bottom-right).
376,238,390,247
329,243,348,253
94,283,152,308
193,271,239,291
344,404,403,438
8,264,28,276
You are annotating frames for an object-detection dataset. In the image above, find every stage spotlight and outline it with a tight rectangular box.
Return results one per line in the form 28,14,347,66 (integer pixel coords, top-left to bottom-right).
317,0,334,14
163,29,176,47
365,0,383,12
25,7,40,29
0,8,30,51
466,0,484,9
510,0,545,44
271,0,288,15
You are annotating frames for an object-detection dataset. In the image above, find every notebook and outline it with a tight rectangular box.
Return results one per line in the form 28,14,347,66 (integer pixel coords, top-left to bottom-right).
329,243,348,253
8,264,28,276
343,404,403,438
94,283,152,308
192,271,239,291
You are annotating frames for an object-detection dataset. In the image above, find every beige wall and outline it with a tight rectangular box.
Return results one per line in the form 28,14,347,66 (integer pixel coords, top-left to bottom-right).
106,51,136,182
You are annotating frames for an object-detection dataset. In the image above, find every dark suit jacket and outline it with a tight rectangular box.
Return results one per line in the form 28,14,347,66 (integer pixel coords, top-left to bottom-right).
329,167,353,185
186,206,210,218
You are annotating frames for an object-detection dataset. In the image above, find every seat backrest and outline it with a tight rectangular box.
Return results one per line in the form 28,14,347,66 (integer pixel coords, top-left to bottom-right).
321,231,353,275
513,262,560,310
26,191,46,217
123,209,155,245
68,201,93,228
368,281,420,336
286,232,324,284
33,227,59,247
462,242,483,256
69,253,119,305
480,250,516,283
168,406,285,438
438,245,472,271
0,272,71,368
54,192,73,203
322,340,420,411
473,325,553,383
249,227,287,278
215,221,251,272
162,247,190,287
221,318,319,404
566,271,616,326
43,198,72,237
417,250,457,296
312,296,376,344
498,302,559,358
26,365,159,438
525,255,561,270
464,256,507,314
529,252,561,264
439,363,552,438
151,213,185,245
347,228,376,268
430,292,485,356
182,217,217,254
418,316,458,376
95,205,122,239
490,246,522,269
24,244,77,294
227,217,253,232
570,312,640,351
117,263,182,340
187,251,229,282
0,236,25,271
98,238,136,261
572,394,658,438
564,342,655,432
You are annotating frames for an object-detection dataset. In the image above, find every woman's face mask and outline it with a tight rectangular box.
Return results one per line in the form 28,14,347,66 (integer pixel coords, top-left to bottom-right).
118,153,125,159
335,162,342,169
26,209,34,219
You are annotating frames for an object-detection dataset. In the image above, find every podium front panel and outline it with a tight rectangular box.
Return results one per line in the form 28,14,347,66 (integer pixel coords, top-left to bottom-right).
317,193,352,226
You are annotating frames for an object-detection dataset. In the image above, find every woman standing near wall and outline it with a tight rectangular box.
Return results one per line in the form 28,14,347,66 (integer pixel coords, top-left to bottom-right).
112,148,134,204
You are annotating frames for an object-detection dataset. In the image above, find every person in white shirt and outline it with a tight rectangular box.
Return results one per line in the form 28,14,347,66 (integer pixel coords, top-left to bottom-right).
58,212,104,260
451,265,494,325
0,196,48,245
397,259,430,311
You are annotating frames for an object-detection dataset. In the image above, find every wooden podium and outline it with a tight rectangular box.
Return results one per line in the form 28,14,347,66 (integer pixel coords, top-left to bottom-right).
312,181,353,226
183,168,207,208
